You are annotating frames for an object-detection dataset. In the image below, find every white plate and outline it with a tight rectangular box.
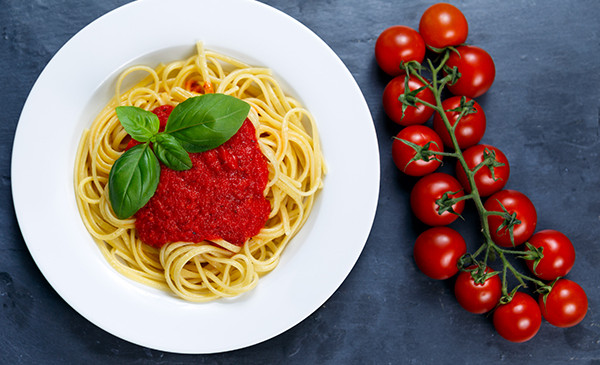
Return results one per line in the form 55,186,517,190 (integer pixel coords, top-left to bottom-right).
11,0,379,354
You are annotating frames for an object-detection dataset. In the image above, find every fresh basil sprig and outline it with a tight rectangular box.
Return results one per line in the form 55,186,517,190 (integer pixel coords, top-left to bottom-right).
116,107,159,142
166,94,252,152
108,144,160,220
108,93,250,219
152,133,193,171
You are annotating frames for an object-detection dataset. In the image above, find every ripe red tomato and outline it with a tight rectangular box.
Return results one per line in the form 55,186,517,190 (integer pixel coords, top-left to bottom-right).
525,230,576,280
493,292,541,343
454,266,501,314
375,25,426,76
484,190,537,247
446,45,496,98
413,227,466,280
539,279,588,328
432,96,486,149
419,3,468,49
392,125,444,176
410,172,465,226
383,76,435,126
455,144,510,197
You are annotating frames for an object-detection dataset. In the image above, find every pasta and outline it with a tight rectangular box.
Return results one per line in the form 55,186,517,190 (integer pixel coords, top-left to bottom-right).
74,43,325,302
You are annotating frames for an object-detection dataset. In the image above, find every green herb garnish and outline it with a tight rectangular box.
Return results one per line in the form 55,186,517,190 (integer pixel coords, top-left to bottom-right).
108,93,250,219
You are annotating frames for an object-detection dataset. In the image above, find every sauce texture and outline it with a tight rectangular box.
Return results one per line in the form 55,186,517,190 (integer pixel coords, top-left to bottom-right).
134,107,270,248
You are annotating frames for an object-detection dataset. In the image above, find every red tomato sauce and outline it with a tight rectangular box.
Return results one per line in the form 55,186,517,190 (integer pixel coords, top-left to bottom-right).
133,106,271,248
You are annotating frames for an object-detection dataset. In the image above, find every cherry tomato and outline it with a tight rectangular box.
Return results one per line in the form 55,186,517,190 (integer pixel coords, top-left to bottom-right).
525,230,576,280
413,227,466,280
383,76,435,126
539,279,588,328
392,125,444,176
375,25,426,76
410,172,465,226
454,266,501,314
484,190,537,247
446,45,496,98
432,96,486,149
456,144,510,197
493,292,541,343
419,3,468,49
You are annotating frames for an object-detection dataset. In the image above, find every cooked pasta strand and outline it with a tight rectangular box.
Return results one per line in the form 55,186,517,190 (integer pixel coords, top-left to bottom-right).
74,42,325,302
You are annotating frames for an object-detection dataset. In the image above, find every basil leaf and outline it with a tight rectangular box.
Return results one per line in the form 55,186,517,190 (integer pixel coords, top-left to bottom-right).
116,106,160,142
108,143,160,219
152,133,193,171
165,94,250,152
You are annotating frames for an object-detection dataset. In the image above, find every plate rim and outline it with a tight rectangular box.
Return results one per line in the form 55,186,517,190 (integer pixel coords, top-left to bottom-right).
11,0,380,354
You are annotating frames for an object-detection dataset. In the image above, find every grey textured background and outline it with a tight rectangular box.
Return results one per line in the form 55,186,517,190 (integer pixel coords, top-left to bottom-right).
2,0,599,363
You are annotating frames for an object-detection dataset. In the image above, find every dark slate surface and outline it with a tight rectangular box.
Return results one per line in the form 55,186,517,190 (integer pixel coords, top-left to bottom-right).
2,0,599,363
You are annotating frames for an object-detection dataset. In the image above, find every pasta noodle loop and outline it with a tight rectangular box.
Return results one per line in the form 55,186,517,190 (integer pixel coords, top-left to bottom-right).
74,43,325,302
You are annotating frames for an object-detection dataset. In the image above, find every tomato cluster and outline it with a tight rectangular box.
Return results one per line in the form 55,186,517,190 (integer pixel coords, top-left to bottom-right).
376,3,587,343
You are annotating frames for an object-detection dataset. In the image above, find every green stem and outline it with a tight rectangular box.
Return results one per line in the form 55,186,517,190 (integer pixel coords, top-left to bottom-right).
494,245,547,288
420,49,546,301
484,210,506,218
452,193,474,203
471,160,487,174
431,150,460,158
471,242,487,259
413,97,438,111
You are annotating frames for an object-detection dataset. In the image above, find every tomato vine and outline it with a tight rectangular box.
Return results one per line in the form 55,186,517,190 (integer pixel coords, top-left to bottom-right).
376,2,588,342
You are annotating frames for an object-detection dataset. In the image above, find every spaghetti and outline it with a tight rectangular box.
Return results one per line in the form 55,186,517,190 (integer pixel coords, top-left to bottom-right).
74,43,325,302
